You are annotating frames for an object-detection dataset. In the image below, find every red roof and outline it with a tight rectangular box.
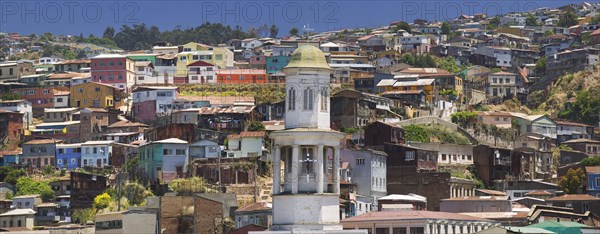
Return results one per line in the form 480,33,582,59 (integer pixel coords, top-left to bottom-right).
525,190,552,196
342,210,491,222
555,120,592,127
586,166,600,174
187,61,214,67
235,202,271,212
591,28,600,36
547,194,600,201
238,131,266,138
24,139,60,145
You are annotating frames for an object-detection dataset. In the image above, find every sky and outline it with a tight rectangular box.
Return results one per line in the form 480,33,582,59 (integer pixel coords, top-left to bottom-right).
0,0,580,36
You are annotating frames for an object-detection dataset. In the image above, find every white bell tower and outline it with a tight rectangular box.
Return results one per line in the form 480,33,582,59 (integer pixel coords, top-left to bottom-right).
257,46,365,234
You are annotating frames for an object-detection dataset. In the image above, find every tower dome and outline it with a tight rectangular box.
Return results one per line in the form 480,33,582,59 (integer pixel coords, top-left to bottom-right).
284,45,331,70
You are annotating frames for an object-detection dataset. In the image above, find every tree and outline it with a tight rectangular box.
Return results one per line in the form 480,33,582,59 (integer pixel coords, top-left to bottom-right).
525,14,540,26
394,21,412,33
16,177,55,201
488,17,500,29
557,90,600,125
534,57,547,74
247,122,265,131
269,24,279,38
123,183,153,205
72,208,96,224
558,168,585,194
436,56,460,73
581,157,600,166
441,22,451,35
4,169,26,185
289,27,299,37
41,32,54,41
450,111,478,128
558,9,578,27
170,177,216,195
102,27,115,39
94,192,111,210
544,30,555,36
592,14,600,25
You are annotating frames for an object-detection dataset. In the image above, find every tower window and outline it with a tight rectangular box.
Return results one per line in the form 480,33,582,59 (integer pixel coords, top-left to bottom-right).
303,88,314,110
288,88,296,110
320,87,328,111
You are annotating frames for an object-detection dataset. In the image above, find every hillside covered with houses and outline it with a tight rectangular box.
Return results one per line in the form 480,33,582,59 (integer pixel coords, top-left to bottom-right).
0,2,600,234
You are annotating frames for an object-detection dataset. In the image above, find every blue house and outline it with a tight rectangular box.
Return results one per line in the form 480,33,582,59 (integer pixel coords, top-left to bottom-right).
266,55,290,74
55,143,82,170
587,166,600,197
0,150,21,166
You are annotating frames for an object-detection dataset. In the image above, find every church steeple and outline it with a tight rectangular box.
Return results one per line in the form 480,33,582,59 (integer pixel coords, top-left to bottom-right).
283,45,332,130
266,45,352,232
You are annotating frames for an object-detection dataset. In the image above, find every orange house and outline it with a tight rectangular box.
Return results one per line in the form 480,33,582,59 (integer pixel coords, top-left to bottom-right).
216,69,268,84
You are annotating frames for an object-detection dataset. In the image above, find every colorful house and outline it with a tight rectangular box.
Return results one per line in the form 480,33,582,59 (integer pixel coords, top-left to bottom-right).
139,138,189,184
216,69,268,84
21,139,59,168
70,82,125,109
131,86,179,122
55,143,82,170
586,166,600,197
186,61,217,84
81,140,113,168
266,55,290,74
175,43,234,78
90,54,136,91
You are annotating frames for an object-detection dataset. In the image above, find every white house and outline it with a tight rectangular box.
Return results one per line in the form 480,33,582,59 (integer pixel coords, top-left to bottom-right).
241,38,263,50
53,90,70,108
340,149,388,216
154,138,189,182
11,195,42,209
320,42,348,52
0,99,33,125
134,61,156,85
186,60,217,84
80,140,113,167
131,86,179,120
152,45,179,55
38,56,62,65
487,71,518,99
189,139,221,159
395,34,431,53
226,131,265,158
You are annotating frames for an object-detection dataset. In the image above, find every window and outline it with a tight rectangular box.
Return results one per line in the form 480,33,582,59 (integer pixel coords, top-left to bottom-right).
163,149,173,155
93,147,97,154
406,151,415,161
180,56,187,61
99,62,105,66
303,88,314,110
57,97,63,102
191,76,198,80
442,154,447,161
240,75,245,80
207,75,213,80
109,62,114,66
356,158,365,165
58,159,63,164
118,75,123,80
42,89,49,94
138,76,144,80
320,87,328,111
288,88,296,110
118,62,123,66
109,75,114,80
192,55,199,60
9,68,13,75
176,149,186,155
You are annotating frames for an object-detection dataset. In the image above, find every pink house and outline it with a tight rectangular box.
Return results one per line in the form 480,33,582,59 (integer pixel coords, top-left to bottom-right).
90,54,136,92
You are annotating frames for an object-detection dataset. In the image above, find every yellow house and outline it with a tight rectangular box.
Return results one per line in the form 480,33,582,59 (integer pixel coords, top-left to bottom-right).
175,42,234,77
70,82,124,109
378,76,435,102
